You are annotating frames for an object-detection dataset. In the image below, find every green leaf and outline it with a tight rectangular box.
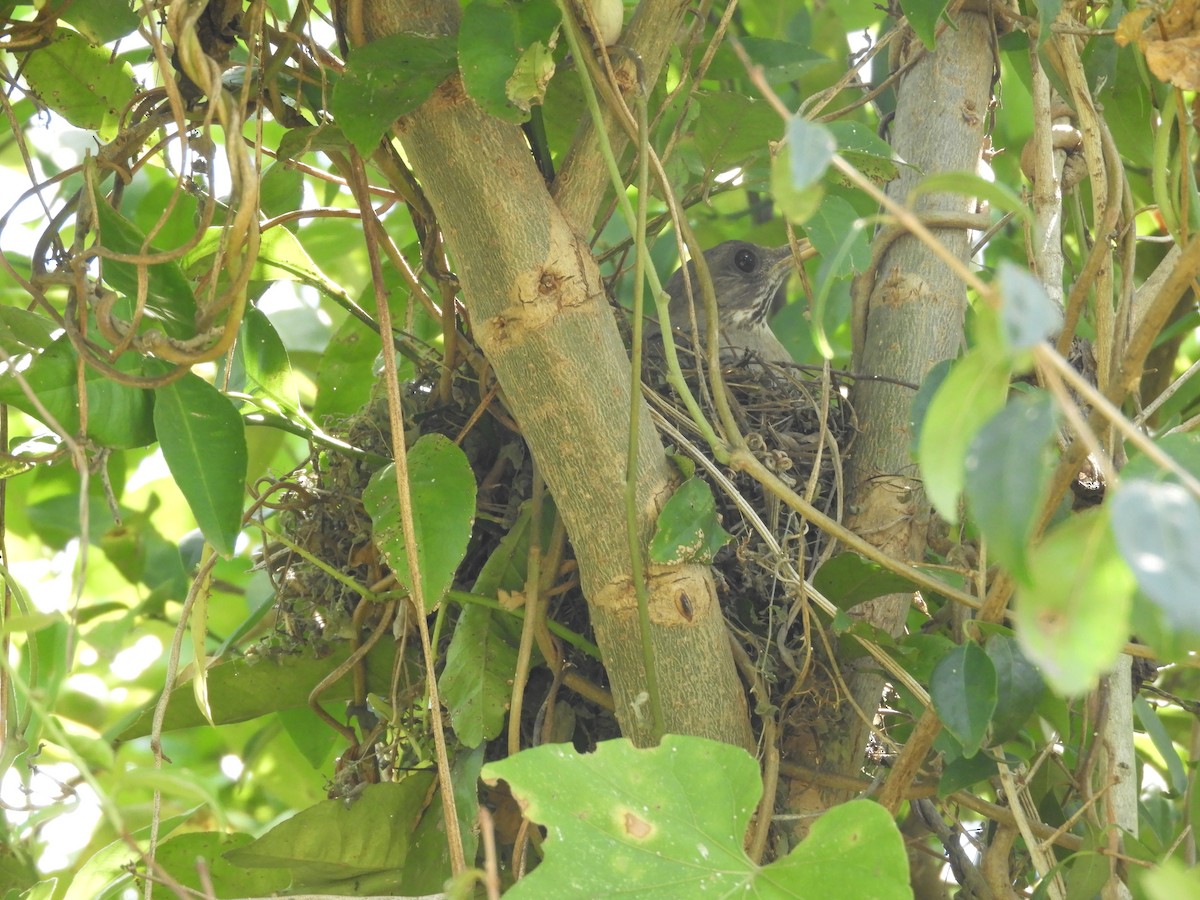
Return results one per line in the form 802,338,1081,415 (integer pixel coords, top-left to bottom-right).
63,811,195,900
150,832,290,899
707,36,827,83
94,192,198,340
1015,509,1135,696
363,433,477,611
964,391,1058,579
804,195,870,275
153,373,247,557
811,552,920,610
787,114,837,192
225,777,435,881
930,641,996,757
331,33,458,152
20,29,137,136
312,314,383,419
1111,479,1200,634
459,0,561,123
114,641,401,739
995,261,1063,351
241,308,301,414
900,0,951,50
1134,697,1188,796
772,144,825,224
693,92,782,172
985,633,1045,745
909,357,953,455
483,737,910,899
918,348,1011,523
649,477,732,565
0,337,156,449
55,0,140,44
438,603,519,747
910,170,1033,227
828,120,901,185
0,307,59,354
938,753,997,797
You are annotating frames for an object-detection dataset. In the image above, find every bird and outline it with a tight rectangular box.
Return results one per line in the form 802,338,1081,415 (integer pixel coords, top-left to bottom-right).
650,240,794,366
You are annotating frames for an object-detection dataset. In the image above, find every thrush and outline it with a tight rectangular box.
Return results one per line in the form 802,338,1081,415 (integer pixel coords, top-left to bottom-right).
651,240,794,365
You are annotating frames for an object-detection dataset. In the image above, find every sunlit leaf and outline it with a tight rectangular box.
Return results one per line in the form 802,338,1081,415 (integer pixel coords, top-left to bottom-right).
918,348,1011,523
21,29,136,136
649,477,732,565
1015,509,1135,696
787,114,837,191
484,737,910,899
438,603,519,747
811,552,920,610
153,373,247,557
1111,479,1200,633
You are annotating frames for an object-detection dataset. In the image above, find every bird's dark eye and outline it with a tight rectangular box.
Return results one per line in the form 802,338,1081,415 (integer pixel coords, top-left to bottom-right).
734,248,758,273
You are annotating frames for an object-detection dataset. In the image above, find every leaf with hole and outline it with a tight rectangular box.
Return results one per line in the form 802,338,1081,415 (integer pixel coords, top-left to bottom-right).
649,477,732,565
483,736,910,899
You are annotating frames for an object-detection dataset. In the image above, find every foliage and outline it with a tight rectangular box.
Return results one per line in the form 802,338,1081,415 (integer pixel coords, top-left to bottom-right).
1,1,1199,898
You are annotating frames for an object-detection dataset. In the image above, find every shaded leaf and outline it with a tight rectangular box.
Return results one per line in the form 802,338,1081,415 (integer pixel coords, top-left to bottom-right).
829,120,901,185
911,171,1033,227
225,777,435,880
985,633,1045,744
438,603,519,747
930,641,996,757
459,0,561,123
900,0,952,50
811,552,920,610
649,477,732,565
95,192,198,340
964,391,1058,579
364,433,477,611
331,33,458,152
154,373,247,557
115,640,401,740
693,92,782,172
150,832,289,899
484,737,909,899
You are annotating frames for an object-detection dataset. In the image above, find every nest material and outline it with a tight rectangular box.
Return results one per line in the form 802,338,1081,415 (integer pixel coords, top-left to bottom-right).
643,342,856,635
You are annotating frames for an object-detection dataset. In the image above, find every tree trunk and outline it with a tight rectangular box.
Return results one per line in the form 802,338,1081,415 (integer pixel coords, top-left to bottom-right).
339,0,751,748
788,10,994,813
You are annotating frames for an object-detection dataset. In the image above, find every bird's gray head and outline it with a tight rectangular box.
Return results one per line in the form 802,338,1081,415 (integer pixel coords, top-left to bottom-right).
661,240,793,336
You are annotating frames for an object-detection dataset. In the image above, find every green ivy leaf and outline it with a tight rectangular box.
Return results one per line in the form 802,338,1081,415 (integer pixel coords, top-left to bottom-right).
930,641,996,758
649,477,732,565
964,391,1058,579
483,737,910,899
1015,509,1134,696
918,348,1011,523
363,433,477,611
331,33,458,152
153,373,247,557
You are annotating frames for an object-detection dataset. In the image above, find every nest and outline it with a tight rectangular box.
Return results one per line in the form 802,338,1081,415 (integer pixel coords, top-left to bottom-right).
643,341,857,687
